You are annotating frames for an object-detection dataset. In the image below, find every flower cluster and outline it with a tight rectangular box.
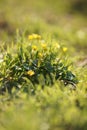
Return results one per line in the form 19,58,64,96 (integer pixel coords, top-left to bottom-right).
0,34,78,94
28,34,41,40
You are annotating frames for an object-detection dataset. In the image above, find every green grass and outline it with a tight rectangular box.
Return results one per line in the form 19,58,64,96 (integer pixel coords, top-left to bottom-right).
0,0,87,130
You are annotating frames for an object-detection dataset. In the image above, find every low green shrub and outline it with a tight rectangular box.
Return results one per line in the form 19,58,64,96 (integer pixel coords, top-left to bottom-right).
0,34,78,94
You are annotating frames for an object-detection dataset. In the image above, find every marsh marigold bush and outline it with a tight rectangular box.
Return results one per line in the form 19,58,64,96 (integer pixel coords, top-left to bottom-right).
0,34,78,94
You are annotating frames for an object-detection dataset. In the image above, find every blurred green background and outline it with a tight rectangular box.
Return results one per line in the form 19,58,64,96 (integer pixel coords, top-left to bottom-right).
0,0,87,40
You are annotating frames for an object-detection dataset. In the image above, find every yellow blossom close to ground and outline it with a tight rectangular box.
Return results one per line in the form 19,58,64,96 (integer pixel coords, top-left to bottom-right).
28,35,33,40
38,52,43,58
27,70,35,76
41,43,47,50
33,34,41,39
63,47,68,52
28,34,41,40
32,45,38,51
55,43,60,49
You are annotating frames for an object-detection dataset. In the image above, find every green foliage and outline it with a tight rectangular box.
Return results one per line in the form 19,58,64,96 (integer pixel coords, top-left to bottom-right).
0,34,78,94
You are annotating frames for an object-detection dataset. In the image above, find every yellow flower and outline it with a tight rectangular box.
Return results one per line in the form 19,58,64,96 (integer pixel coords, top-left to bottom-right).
55,43,60,49
28,35,33,40
28,34,41,40
38,52,43,58
27,70,35,76
33,34,38,39
37,35,41,39
32,45,37,51
33,34,41,39
63,47,68,52
41,43,47,50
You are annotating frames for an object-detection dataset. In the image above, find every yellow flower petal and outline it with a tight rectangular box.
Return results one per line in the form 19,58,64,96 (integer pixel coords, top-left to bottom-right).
32,45,37,51
28,34,41,40
55,43,60,49
63,47,68,52
27,70,35,76
37,35,41,39
33,34,38,39
28,35,33,40
41,43,47,50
